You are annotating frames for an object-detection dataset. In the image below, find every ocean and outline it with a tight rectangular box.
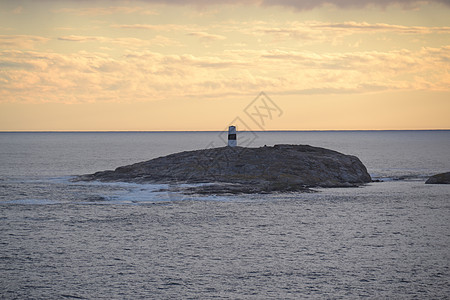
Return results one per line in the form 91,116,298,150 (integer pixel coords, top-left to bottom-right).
1,131,449,299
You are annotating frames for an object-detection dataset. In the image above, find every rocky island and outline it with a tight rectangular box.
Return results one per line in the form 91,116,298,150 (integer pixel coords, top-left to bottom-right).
76,144,372,194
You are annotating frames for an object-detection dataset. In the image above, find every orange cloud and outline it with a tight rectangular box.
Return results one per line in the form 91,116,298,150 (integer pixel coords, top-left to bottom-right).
112,24,201,32
188,32,226,41
1,46,449,104
0,35,49,49
69,0,449,10
236,21,450,44
57,35,155,48
55,6,157,16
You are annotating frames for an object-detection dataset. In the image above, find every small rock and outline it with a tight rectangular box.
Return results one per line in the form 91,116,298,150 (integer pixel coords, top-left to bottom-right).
425,172,450,184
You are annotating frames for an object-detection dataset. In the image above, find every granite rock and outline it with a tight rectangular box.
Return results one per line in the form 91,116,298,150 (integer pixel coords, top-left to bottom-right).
425,172,450,184
75,145,372,194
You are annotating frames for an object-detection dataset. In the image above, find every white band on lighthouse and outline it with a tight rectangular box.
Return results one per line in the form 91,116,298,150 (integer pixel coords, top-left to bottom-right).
228,126,237,147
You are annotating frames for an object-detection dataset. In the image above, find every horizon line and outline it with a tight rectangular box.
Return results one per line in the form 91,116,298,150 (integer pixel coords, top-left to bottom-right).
1,129,449,133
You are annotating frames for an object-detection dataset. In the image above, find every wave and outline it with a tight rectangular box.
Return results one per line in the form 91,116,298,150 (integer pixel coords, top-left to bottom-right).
370,173,431,182
0,176,234,205
0,170,442,206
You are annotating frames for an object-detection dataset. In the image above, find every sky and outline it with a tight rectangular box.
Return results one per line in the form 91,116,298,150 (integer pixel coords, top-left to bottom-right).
0,0,449,131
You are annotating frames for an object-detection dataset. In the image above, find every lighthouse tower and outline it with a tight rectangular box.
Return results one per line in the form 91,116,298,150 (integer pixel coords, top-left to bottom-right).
228,126,237,147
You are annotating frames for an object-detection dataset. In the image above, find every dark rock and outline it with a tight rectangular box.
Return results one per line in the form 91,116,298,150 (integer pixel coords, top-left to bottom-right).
425,172,450,184
75,145,372,194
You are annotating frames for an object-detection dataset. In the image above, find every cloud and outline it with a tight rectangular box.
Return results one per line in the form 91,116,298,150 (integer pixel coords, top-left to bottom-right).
259,49,419,72
86,0,450,10
58,35,105,42
188,32,226,41
1,46,449,104
111,20,450,52
55,6,157,16
150,35,185,47
261,0,450,10
57,35,154,48
235,21,450,45
123,51,248,68
311,22,450,34
57,34,183,48
112,24,196,31
0,35,49,49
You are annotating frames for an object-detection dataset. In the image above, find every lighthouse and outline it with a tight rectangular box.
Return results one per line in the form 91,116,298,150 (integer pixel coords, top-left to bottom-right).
228,126,237,147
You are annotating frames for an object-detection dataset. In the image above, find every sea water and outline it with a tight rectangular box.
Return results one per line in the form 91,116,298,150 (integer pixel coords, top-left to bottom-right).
1,131,449,299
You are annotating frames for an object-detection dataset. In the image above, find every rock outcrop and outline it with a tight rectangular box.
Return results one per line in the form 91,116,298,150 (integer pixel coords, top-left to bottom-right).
425,172,450,184
76,145,372,194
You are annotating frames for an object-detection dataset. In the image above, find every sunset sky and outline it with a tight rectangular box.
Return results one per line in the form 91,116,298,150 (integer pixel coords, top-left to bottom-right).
1,0,449,131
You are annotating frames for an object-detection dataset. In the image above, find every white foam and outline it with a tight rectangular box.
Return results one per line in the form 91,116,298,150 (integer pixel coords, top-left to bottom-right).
95,182,242,204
